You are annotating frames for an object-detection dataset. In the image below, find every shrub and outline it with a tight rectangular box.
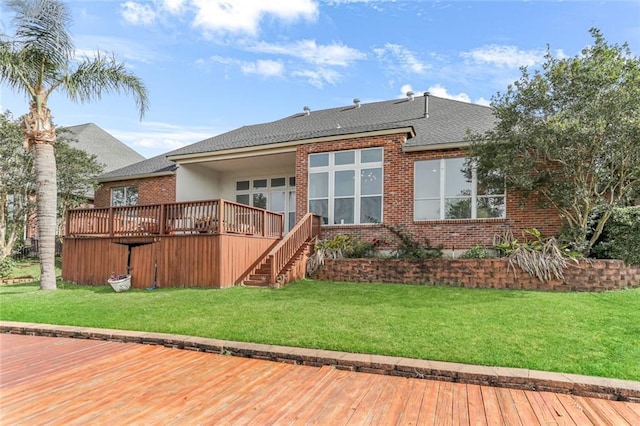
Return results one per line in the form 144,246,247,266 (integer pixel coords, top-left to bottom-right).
306,234,378,276
459,245,491,259
0,257,16,278
592,206,640,265
494,228,580,282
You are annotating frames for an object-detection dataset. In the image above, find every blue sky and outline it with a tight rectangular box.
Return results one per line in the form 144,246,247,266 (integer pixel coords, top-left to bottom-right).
1,0,639,159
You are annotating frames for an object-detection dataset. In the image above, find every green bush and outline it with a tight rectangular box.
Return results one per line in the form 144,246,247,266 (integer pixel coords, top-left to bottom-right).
0,257,16,278
459,245,491,259
592,206,640,265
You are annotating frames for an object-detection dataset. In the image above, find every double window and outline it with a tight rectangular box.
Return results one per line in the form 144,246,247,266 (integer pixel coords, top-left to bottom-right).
111,185,138,207
414,157,505,220
308,148,383,225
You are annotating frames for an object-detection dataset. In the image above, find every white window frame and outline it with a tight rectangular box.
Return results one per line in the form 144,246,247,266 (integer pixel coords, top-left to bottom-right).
414,157,505,221
308,148,383,225
235,176,296,231
111,185,138,207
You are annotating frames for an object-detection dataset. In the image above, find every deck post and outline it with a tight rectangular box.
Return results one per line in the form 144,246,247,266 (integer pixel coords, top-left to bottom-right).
218,199,225,234
262,210,267,236
108,207,114,237
159,204,166,235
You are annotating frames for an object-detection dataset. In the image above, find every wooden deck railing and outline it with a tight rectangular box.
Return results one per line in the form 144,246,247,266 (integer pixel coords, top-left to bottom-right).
65,199,283,238
267,213,322,284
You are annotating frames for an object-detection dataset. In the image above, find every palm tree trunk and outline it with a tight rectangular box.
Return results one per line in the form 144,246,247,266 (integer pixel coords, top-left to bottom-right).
23,105,58,290
32,143,57,290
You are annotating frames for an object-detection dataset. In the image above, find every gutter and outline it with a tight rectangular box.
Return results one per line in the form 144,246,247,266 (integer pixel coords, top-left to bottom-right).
97,170,176,183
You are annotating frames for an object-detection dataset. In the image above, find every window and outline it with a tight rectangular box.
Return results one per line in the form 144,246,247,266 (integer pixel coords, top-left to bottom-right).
235,176,296,231
414,158,505,220
111,185,138,206
308,148,383,225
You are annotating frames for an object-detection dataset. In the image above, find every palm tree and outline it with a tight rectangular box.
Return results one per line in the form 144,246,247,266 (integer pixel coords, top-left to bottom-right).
0,0,148,290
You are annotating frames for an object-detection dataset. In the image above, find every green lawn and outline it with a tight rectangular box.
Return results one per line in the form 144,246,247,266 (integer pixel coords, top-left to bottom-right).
1,279,638,381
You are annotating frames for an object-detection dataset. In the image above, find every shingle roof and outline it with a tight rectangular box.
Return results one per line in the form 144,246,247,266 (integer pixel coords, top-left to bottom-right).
97,153,176,181
167,95,495,157
63,123,145,172
100,95,494,180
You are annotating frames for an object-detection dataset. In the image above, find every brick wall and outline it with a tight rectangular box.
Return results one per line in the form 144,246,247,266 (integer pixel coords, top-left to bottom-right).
94,175,176,208
296,134,562,250
315,258,640,292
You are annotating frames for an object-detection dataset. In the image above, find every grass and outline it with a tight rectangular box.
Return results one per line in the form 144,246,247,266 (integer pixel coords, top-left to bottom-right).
2,258,62,280
1,279,639,381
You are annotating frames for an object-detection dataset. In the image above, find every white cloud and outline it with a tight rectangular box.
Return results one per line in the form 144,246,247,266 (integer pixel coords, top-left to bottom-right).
161,0,187,14
191,0,318,35
250,40,366,67
374,44,429,74
121,1,157,26
74,35,161,64
240,60,285,77
462,45,545,68
108,122,222,157
399,83,489,106
292,68,340,88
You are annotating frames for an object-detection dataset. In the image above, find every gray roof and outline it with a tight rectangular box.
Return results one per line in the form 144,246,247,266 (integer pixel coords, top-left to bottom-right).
100,95,494,180
63,123,145,173
98,153,176,181
168,95,495,157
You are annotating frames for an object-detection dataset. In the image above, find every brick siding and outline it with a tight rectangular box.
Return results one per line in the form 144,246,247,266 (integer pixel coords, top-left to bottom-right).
296,133,562,250
94,175,176,208
315,258,640,292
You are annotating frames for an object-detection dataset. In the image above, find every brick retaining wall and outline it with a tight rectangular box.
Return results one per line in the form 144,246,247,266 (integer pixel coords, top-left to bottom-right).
314,258,640,292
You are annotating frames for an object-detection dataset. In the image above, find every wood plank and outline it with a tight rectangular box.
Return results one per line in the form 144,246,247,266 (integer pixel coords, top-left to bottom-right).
452,382,470,426
525,390,559,425
480,384,504,424
555,393,600,425
583,395,639,425
394,378,427,426
625,401,640,417
509,389,544,425
495,387,523,425
466,384,488,426
416,379,440,424
538,391,576,425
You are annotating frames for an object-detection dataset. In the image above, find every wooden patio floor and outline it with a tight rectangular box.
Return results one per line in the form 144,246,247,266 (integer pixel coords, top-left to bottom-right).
1,334,638,425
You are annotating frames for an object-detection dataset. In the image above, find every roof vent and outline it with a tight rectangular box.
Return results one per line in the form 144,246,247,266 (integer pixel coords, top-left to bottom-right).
406,91,415,101
353,98,361,108
303,106,311,116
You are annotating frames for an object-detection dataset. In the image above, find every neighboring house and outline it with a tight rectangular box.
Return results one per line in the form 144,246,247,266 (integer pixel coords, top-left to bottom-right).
95,93,560,251
64,123,146,203
26,123,145,246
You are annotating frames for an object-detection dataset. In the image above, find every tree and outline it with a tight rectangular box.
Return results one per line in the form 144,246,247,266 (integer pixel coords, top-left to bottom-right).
0,0,148,289
0,111,34,261
55,129,104,238
0,112,105,262
466,28,640,255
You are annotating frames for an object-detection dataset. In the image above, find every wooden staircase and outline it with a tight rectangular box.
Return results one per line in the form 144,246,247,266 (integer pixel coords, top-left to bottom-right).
242,213,321,288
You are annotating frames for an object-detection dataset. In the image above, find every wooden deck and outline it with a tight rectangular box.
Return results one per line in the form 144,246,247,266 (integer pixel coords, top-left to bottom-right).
1,334,638,425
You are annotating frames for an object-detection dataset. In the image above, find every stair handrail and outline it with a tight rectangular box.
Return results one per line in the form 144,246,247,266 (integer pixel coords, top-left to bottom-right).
268,213,321,284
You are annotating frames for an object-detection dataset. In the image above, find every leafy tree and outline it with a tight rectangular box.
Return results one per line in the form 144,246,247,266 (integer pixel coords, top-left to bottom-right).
55,129,104,238
0,0,148,289
0,111,34,261
0,112,104,262
466,28,640,255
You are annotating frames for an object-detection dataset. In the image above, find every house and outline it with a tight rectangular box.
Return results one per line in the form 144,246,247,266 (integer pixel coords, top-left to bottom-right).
94,93,560,247
64,94,561,288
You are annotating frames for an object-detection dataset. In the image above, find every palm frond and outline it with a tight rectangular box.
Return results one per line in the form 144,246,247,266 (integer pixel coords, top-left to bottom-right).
6,0,74,68
60,53,149,118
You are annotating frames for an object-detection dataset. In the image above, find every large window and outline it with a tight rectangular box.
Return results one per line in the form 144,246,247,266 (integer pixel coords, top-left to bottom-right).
111,185,138,206
414,157,505,220
308,148,383,225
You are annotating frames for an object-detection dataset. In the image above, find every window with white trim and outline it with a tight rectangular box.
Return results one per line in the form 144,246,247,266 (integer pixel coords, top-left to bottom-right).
111,185,138,206
308,148,383,225
235,176,296,231
414,157,505,220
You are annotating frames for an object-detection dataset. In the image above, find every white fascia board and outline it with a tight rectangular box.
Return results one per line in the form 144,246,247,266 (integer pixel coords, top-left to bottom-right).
97,171,175,183
167,127,415,164
402,140,469,152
